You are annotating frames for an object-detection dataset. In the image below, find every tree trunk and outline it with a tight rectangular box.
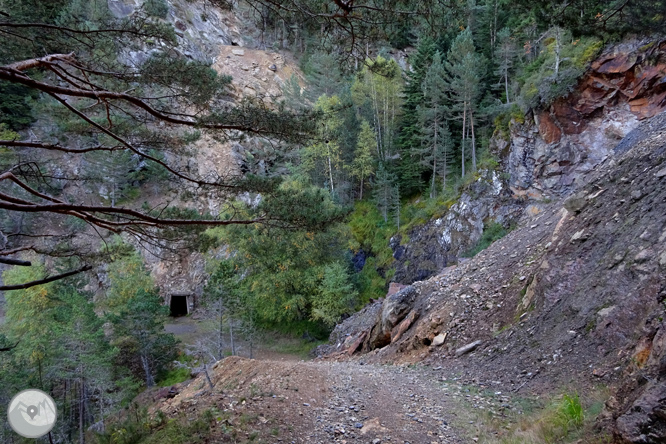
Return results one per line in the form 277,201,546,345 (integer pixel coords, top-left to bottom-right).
218,302,224,360
203,363,214,390
430,117,438,198
461,103,467,178
282,19,288,49
327,146,334,193
229,318,235,356
359,176,364,200
79,380,85,444
141,354,155,387
505,70,510,105
442,147,447,195
554,27,561,75
471,110,477,172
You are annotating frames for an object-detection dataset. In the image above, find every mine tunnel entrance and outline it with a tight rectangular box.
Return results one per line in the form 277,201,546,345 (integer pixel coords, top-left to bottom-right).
169,295,188,317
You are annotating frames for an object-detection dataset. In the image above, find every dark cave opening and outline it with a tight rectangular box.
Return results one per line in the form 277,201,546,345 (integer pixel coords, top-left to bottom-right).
170,295,188,317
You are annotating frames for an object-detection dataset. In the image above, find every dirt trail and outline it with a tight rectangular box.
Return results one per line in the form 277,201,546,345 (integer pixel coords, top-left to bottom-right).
308,361,464,443
149,356,514,443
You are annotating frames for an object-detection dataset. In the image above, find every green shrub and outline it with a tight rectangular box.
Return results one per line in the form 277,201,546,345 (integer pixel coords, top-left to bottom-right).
463,222,510,257
144,0,168,18
493,104,524,140
518,34,602,109
348,200,395,268
157,366,190,387
357,256,388,303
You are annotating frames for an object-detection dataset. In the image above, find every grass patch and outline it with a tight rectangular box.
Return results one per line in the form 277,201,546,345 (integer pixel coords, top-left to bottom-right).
463,222,512,257
260,332,328,358
156,354,194,387
157,366,190,387
457,388,610,444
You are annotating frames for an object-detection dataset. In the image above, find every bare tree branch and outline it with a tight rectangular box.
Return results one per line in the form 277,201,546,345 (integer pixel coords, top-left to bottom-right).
0,265,92,291
0,257,31,266
0,342,19,352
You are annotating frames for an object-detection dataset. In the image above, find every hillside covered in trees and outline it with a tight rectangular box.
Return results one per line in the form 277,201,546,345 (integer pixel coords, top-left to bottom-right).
0,0,665,443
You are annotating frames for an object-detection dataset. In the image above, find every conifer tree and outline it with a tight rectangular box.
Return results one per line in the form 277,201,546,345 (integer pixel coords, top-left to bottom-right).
396,36,437,196
495,27,517,104
312,261,358,326
351,119,376,200
351,56,403,163
303,52,346,100
418,51,454,198
107,289,178,387
373,162,399,223
444,29,485,176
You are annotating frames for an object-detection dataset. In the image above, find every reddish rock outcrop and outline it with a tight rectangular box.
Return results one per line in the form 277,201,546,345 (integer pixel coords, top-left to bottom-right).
509,39,666,197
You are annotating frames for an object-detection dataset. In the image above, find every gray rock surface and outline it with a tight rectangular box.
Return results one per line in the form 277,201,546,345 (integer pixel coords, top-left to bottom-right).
391,169,523,285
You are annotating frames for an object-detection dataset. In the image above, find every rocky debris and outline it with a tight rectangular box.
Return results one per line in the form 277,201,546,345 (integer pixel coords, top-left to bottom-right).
318,300,383,357
507,39,666,197
454,341,482,357
391,310,419,343
387,281,408,296
615,380,666,443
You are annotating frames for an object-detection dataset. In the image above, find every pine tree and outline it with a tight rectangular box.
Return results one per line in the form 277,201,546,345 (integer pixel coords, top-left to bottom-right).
303,51,345,100
373,163,399,223
351,56,403,163
418,51,454,198
107,289,178,387
350,119,376,200
2,265,123,441
312,261,358,326
495,27,517,104
396,36,436,195
444,29,485,176
104,245,178,387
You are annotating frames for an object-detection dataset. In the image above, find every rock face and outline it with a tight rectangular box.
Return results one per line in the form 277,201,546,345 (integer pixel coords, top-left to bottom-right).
104,0,307,294
391,170,523,284
507,38,666,197
109,0,242,60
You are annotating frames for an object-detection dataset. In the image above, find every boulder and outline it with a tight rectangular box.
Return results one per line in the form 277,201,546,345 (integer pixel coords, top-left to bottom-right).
615,380,666,443
432,333,447,347
391,310,419,343
366,286,418,349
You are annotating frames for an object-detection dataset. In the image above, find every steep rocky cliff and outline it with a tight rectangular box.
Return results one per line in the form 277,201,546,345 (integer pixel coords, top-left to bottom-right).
388,38,666,286
390,170,524,284
507,38,666,198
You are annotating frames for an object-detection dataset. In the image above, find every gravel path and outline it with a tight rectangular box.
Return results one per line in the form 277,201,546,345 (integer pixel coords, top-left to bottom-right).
153,356,518,443
305,361,465,444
